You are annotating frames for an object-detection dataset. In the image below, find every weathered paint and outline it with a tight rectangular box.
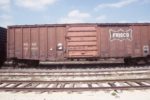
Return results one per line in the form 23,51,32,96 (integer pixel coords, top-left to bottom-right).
7,23,150,61
66,25,98,58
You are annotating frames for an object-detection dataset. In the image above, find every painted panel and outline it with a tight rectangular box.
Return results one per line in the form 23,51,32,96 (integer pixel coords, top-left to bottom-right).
23,28,31,59
30,28,39,59
14,28,22,58
39,27,48,60
7,28,15,58
56,26,66,60
66,25,98,58
47,27,56,60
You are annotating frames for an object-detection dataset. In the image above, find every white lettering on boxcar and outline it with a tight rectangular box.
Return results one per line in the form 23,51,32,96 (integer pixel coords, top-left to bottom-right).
32,43,37,46
109,29,132,41
23,43,28,46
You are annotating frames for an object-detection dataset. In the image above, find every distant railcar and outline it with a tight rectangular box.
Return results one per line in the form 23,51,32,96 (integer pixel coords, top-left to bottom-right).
7,23,150,66
0,27,7,67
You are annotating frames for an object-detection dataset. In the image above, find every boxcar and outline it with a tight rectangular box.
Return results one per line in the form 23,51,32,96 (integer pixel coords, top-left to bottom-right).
7,23,150,65
0,27,7,67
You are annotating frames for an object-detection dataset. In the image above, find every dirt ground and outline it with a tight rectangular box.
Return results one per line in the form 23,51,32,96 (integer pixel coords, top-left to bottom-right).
0,90,150,100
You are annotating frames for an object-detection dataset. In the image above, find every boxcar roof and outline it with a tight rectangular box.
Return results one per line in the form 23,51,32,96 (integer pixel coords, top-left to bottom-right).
8,23,150,28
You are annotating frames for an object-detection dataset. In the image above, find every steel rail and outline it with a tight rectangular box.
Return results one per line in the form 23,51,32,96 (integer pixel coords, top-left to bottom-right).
0,71,150,77
1,78,150,83
0,78,150,91
0,67,150,73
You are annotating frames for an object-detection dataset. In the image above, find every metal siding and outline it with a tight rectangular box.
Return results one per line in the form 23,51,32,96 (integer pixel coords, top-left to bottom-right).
68,46,97,51
97,26,101,57
68,51,98,57
6,23,150,61
140,25,149,56
56,26,66,60
67,32,97,36
132,25,141,57
14,28,23,58
100,26,132,58
8,28,15,58
100,27,110,57
123,26,133,57
6,31,9,58
67,41,97,46
66,25,98,58
47,27,56,60
68,26,96,31
113,26,127,57
23,28,31,59
67,37,97,41
39,27,48,60
109,26,118,57
30,28,39,59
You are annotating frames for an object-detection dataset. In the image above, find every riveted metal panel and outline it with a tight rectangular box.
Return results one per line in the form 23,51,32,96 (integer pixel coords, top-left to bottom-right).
99,26,110,57
139,25,149,56
39,27,48,60
100,25,132,57
99,24,150,58
47,27,56,60
66,25,98,58
22,28,31,59
7,23,150,62
30,28,39,59
131,25,141,57
56,26,66,60
7,28,15,58
14,28,23,58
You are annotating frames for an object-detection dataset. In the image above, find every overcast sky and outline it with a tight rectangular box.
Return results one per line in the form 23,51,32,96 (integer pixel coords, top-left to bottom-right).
0,0,150,27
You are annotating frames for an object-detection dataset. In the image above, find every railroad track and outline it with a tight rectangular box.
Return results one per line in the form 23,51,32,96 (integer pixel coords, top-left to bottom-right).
0,78,150,92
0,67,150,78
0,70,150,77
0,67,150,92
1,66,150,73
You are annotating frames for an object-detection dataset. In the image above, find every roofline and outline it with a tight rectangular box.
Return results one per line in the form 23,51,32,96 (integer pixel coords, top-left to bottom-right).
8,23,150,28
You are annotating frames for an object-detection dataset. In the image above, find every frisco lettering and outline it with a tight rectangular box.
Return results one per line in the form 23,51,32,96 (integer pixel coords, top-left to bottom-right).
109,29,132,41
112,32,129,38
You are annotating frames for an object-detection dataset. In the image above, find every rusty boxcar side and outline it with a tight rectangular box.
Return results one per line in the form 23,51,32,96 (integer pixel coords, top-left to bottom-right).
66,24,99,58
98,23,150,58
0,27,7,67
7,23,150,65
7,25,66,62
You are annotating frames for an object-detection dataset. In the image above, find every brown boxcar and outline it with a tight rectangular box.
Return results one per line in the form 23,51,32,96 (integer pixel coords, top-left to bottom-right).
7,23,150,65
0,27,7,67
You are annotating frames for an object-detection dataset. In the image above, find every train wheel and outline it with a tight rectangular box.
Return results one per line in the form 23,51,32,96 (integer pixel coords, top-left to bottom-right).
12,59,18,68
137,58,148,65
124,58,137,65
26,60,39,67
124,58,131,65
